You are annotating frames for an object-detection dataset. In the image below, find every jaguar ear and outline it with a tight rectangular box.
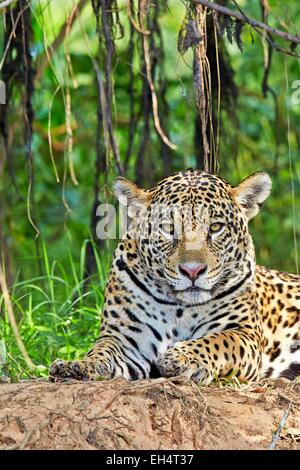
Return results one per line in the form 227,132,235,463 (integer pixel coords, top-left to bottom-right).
233,172,272,220
113,177,151,218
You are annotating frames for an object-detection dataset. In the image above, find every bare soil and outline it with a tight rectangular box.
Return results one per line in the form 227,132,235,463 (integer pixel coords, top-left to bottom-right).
0,377,299,450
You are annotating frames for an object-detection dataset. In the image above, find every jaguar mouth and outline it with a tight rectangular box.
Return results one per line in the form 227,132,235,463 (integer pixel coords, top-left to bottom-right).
186,286,211,293
172,284,213,306
173,285,212,294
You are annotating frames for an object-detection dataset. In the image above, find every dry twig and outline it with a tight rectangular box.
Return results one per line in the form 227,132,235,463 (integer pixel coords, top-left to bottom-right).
0,263,36,371
139,1,177,151
268,401,293,450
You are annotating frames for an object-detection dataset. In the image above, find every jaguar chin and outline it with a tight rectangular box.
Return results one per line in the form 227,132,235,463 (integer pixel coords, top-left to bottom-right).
173,286,213,305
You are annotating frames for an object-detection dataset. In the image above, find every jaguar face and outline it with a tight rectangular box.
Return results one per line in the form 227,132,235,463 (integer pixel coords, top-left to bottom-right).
114,169,271,305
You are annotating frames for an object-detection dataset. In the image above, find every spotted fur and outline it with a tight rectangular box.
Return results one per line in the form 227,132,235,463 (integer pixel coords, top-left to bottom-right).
50,170,300,384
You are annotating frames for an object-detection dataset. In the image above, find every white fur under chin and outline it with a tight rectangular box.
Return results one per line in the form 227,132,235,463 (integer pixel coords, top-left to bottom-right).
174,289,212,305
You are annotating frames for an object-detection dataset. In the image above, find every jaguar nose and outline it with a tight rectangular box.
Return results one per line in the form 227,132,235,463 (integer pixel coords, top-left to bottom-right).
179,263,207,281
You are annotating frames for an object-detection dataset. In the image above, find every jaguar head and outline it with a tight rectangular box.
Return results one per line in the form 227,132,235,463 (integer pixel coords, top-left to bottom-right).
114,170,271,305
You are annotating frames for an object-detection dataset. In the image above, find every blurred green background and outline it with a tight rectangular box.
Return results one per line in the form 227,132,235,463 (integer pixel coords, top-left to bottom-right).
0,0,300,379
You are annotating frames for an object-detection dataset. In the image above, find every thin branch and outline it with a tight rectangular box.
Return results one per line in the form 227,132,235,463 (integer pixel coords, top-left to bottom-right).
193,0,300,45
0,0,17,8
0,3,30,71
268,401,292,450
47,86,61,182
230,0,300,59
66,86,78,185
193,4,210,171
35,0,87,82
124,13,139,173
140,1,177,151
260,0,273,98
100,0,124,175
0,263,36,371
21,0,41,239
126,0,150,35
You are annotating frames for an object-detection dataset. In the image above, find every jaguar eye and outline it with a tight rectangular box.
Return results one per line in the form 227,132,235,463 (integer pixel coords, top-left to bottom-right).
160,222,174,237
209,222,224,234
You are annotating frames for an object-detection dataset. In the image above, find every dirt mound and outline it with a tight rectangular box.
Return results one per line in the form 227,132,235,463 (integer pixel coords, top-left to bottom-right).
0,377,299,450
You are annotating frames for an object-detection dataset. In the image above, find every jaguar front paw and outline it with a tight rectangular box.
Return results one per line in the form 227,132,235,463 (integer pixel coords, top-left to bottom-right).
157,347,211,384
49,358,111,382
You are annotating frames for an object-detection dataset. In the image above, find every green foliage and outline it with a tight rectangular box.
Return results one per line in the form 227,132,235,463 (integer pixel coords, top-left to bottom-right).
0,240,111,379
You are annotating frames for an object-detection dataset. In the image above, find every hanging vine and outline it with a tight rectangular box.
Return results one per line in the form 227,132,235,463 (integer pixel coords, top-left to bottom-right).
91,0,124,176
179,1,238,174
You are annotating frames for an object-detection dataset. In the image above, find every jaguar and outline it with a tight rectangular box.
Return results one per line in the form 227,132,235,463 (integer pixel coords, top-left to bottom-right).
50,169,300,384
